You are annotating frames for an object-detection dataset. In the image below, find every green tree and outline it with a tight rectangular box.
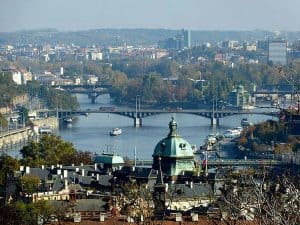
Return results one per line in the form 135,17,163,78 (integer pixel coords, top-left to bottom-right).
0,113,8,129
20,134,77,166
15,201,55,225
20,175,40,196
0,155,20,189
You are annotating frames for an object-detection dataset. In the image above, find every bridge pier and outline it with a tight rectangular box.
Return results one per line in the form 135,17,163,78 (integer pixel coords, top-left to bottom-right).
134,117,142,127
91,96,96,104
211,117,219,126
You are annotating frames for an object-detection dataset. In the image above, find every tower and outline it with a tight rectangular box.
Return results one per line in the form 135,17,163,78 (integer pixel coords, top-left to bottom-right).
153,158,166,219
152,117,195,177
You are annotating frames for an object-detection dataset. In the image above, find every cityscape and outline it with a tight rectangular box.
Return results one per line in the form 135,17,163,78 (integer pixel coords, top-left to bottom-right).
0,1,300,225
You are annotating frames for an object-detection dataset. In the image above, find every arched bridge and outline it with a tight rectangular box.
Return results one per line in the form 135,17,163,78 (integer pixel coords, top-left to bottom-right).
57,108,280,127
51,84,111,104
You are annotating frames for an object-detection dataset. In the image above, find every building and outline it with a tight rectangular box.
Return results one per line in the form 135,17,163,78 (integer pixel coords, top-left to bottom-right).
89,52,103,61
158,29,191,50
228,85,251,109
268,39,287,65
152,117,195,177
182,29,191,48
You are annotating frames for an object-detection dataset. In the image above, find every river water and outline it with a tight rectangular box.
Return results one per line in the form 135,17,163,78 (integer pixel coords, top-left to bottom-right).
56,94,276,160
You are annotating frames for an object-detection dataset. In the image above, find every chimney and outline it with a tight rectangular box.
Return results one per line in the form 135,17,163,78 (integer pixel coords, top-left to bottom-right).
75,167,79,172
80,163,83,167
64,179,68,190
25,166,30,174
71,163,75,167
20,165,24,172
60,164,63,169
94,163,97,170
190,181,193,189
63,170,68,178
81,169,85,176
41,165,45,170
96,174,100,181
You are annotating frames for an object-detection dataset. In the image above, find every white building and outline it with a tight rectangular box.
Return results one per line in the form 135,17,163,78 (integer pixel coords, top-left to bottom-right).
89,52,103,61
12,70,22,85
268,40,287,65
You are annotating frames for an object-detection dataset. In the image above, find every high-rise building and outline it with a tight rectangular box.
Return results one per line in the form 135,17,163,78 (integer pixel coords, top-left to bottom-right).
268,39,287,65
158,29,191,50
182,29,191,48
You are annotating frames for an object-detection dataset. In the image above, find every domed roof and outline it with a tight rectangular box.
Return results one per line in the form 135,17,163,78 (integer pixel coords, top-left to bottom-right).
153,117,194,158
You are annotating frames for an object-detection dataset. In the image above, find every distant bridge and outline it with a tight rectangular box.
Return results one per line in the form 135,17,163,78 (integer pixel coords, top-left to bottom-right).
51,84,111,104
56,108,279,127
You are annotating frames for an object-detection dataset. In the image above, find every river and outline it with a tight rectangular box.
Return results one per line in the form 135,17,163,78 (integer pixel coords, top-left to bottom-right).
56,94,276,160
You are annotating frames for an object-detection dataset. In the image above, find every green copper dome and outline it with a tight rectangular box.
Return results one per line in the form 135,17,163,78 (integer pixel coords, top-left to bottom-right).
153,117,194,158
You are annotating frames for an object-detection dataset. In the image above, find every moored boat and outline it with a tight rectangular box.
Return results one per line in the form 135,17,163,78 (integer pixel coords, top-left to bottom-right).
223,129,241,138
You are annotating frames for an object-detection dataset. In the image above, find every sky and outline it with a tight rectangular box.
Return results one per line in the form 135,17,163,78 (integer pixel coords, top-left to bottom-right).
0,0,300,32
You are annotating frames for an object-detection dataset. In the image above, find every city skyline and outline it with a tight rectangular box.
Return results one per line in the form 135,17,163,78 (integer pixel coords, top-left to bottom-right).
1,0,300,32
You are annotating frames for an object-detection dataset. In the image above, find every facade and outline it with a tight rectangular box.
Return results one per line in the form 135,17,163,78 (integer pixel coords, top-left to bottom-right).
228,85,251,109
152,118,195,177
268,39,287,65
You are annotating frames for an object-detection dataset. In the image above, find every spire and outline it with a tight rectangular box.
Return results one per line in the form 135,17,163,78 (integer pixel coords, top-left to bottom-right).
156,157,164,186
168,117,177,137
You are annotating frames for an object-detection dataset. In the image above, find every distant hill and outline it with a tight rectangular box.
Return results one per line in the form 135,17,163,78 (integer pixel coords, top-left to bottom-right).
0,29,299,46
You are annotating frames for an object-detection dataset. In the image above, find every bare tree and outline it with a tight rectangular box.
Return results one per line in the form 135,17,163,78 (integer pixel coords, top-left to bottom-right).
215,169,300,225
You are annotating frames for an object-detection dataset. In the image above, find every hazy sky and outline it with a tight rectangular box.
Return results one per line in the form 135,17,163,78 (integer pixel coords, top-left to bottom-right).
1,0,300,32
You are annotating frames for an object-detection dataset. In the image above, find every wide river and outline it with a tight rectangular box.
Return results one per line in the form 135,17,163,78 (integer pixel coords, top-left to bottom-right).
56,94,276,160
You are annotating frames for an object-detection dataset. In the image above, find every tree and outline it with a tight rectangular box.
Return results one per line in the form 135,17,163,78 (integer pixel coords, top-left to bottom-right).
0,155,20,188
15,201,55,225
0,113,8,129
216,171,300,225
20,175,40,197
119,183,153,222
20,134,77,166
68,150,92,165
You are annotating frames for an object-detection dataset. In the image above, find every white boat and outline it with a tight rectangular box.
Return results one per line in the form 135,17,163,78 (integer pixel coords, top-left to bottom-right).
63,118,73,124
109,128,122,136
223,129,241,138
39,125,52,134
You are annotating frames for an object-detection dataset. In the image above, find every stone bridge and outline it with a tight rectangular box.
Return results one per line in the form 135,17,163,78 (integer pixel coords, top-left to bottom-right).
51,84,111,104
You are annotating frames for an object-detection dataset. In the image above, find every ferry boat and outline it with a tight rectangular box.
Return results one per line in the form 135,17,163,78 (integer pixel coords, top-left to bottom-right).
109,128,122,136
39,125,52,134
